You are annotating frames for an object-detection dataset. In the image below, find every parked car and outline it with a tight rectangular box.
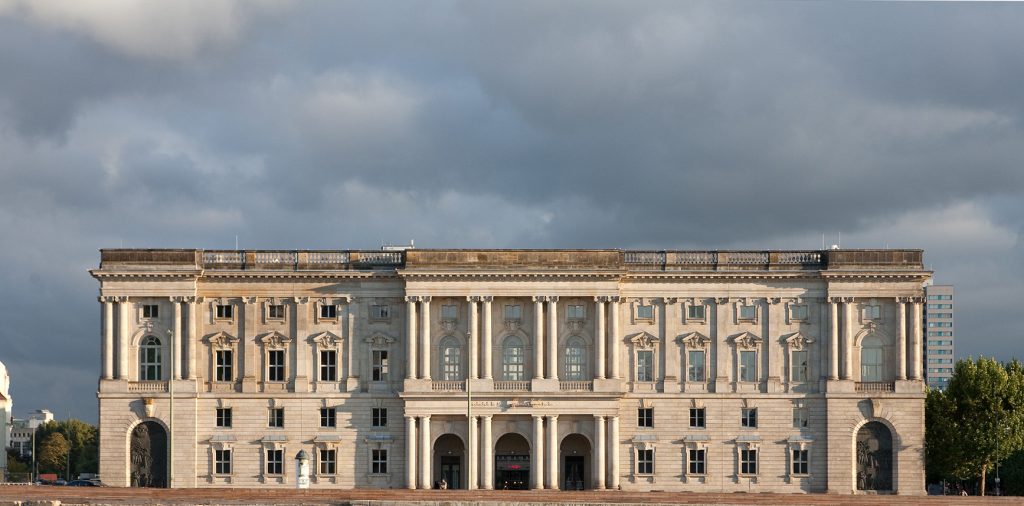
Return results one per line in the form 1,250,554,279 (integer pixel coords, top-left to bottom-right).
66,480,100,486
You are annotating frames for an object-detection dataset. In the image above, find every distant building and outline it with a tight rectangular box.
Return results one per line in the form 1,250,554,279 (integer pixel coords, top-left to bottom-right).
923,285,955,390
0,360,10,481
10,409,54,458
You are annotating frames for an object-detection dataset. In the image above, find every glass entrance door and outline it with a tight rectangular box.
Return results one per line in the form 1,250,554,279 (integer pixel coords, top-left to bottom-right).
495,454,529,489
563,455,585,490
440,456,461,489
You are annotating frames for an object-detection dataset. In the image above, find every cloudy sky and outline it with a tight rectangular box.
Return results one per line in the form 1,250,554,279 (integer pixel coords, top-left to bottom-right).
1,1,1022,422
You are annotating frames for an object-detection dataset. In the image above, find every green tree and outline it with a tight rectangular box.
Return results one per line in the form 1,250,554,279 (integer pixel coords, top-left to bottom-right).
938,357,1024,495
34,419,99,478
36,431,70,476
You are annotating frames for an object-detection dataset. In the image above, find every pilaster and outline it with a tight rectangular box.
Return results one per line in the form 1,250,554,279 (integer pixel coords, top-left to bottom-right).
533,296,544,381
546,296,558,381
594,297,607,380
242,297,257,392
406,296,418,380
609,297,621,379
420,297,432,381
419,416,431,489
765,297,781,393
482,297,493,380
293,296,309,392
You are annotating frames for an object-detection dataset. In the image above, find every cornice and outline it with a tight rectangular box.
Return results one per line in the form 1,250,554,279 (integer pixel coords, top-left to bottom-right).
398,270,624,280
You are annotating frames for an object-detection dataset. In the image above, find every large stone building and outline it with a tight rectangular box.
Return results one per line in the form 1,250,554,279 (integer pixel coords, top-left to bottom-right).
91,248,929,494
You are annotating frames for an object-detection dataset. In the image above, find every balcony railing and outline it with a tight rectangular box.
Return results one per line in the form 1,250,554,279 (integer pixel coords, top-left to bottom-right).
855,381,895,393
431,380,465,392
128,381,168,393
559,380,593,392
494,381,531,392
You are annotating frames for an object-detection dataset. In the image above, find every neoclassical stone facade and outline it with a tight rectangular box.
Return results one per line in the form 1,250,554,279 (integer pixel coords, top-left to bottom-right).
92,248,928,494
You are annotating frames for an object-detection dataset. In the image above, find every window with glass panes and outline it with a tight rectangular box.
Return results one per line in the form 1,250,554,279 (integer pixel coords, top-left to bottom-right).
689,408,705,428
739,304,757,320
371,304,389,319
371,449,388,474
266,449,283,474
372,408,387,428
739,350,757,382
372,350,389,381
637,350,654,381
791,350,808,382
320,350,337,381
216,407,232,428
215,449,232,474
441,304,457,320
320,407,336,428
320,304,337,319
740,449,757,474
269,408,284,428
268,350,285,381
793,406,809,428
319,449,336,474
502,337,525,380
637,449,654,474
216,304,233,319
687,304,705,320
792,448,809,475
268,304,284,319
741,408,757,428
142,304,159,318
566,304,585,319
564,339,586,380
636,304,654,320
504,304,521,320
215,350,233,382
637,408,653,427
688,448,706,474
687,350,705,381
790,304,808,320
139,336,162,381
442,340,462,380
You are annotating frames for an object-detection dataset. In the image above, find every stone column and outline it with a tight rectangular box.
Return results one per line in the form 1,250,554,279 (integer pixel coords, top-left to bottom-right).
420,297,432,380
242,297,257,390
101,297,114,380
714,298,729,391
294,297,309,392
468,415,478,489
546,415,559,489
482,415,493,489
187,297,200,380
533,297,544,380
897,298,907,380
595,298,606,379
469,297,479,379
594,415,606,490
546,297,559,381
662,298,678,385
608,416,620,489
346,298,359,382
406,416,417,489
765,298,781,390
406,297,418,380
842,298,854,380
828,298,839,380
172,297,182,380
419,416,431,489
912,298,924,380
531,415,544,489
117,296,130,380
609,297,621,379
482,297,493,380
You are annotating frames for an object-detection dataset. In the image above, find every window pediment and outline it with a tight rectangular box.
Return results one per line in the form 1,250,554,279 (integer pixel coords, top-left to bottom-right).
259,331,292,349
732,332,762,349
678,331,711,349
206,331,238,349
364,333,396,347
629,331,659,349
785,332,815,350
310,331,341,348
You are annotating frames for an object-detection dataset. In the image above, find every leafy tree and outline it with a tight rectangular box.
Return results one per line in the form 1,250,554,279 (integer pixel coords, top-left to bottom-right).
37,431,70,476
34,419,99,478
6,450,31,482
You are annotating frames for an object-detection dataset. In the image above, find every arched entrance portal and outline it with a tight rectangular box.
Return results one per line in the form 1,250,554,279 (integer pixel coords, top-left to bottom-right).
856,421,893,492
560,433,591,490
129,421,167,488
434,434,465,489
494,433,530,490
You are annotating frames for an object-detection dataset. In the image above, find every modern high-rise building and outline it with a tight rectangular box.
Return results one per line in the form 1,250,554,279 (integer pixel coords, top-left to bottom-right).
923,285,954,390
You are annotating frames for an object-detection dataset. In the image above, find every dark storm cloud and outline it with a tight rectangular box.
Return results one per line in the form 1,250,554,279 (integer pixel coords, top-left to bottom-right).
1,1,1023,422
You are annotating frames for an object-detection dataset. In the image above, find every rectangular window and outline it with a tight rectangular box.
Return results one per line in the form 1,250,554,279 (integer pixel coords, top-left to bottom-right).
637,408,653,428
927,303,953,309
320,407,336,428
215,449,232,474
319,449,336,474
738,304,757,320
687,304,706,320
928,295,953,300
371,304,390,320
791,350,809,382
142,304,159,318
636,304,654,320
739,350,757,382
504,304,521,320
215,350,233,382
216,407,232,428
740,449,758,475
790,304,808,321
269,408,285,428
372,408,387,428
320,350,337,382
215,304,233,319
792,449,809,475
268,350,285,382
268,304,284,319
687,350,706,382
371,449,388,474
372,350,389,381
637,350,654,382
689,408,705,428
863,305,881,320
637,449,654,475
688,448,706,475
320,304,337,319
741,408,758,428
567,304,585,319
266,449,283,475
928,322,953,328
441,304,457,320
793,407,808,428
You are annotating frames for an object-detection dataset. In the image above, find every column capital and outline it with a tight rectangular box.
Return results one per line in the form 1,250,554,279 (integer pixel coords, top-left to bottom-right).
168,296,185,303
660,297,678,305
715,296,730,304
482,414,493,420
896,296,911,304
547,414,559,421
827,296,843,304
765,297,781,305
98,296,117,303
406,295,419,303
467,296,482,302
547,296,559,303
531,414,544,421
481,296,494,303
842,296,856,303
420,415,431,421
405,414,416,421
420,296,432,303
294,296,310,304
184,296,204,303
241,296,257,304
911,296,925,304
532,295,546,303
594,415,605,422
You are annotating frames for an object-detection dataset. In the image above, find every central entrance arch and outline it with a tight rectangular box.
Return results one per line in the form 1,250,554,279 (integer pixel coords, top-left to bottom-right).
129,421,167,488
494,432,530,490
560,433,591,490
434,433,465,489
856,421,893,492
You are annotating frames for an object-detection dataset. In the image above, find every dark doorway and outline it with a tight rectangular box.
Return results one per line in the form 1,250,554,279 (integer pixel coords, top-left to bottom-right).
856,421,893,492
440,456,461,489
564,455,585,490
494,432,531,490
130,421,167,488
560,433,591,490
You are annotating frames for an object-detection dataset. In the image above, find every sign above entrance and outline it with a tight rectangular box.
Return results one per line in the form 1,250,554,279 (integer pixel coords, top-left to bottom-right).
470,399,555,411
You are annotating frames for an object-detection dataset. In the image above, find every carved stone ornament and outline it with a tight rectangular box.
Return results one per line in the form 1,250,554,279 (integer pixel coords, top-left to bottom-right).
630,331,659,349
364,334,396,347
567,320,586,333
504,319,520,332
678,331,711,349
205,331,239,349
310,331,341,348
785,332,815,351
259,331,292,349
732,332,763,350
440,319,458,332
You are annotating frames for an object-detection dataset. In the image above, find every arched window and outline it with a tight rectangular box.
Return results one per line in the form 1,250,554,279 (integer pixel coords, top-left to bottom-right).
564,337,586,381
502,336,525,381
861,335,884,381
441,337,462,381
140,336,162,381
